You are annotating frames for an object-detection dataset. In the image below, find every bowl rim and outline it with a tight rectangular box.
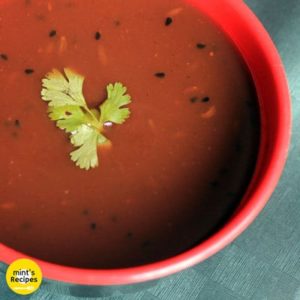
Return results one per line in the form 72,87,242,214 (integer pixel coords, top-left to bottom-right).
0,0,291,285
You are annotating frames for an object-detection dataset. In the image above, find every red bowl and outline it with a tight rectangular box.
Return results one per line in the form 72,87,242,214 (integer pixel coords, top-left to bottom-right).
0,0,291,285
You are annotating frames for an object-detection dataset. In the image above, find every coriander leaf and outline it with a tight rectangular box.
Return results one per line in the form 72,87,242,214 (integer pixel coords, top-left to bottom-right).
48,105,89,133
41,68,86,107
100,82,131,124
70,125,107,170
41,68,132,171
64,68,86,105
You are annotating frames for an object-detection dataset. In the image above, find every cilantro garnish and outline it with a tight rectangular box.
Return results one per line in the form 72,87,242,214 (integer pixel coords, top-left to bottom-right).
41,68,131,170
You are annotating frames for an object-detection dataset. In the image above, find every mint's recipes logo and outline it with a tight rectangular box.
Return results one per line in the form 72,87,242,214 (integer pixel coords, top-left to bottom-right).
6,259,42,295
10,268,38,284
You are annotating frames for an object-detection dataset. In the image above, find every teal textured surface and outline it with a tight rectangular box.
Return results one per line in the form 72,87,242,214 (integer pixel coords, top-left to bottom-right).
1,0,300,299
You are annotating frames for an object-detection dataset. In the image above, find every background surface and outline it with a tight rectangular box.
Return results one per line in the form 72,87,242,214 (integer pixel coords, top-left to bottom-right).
1,0,300,299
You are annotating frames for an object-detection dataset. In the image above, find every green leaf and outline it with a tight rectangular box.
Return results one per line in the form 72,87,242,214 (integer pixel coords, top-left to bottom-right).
48,105,88,133
70,125,108,170
41,68,132,170
41,68,86,107
100,82,131,124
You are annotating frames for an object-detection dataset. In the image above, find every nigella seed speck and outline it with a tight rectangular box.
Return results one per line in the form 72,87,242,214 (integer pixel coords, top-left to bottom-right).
190,96,210,103
196,43,206,49
24,69,34,75
90,223,97,230
155,72,166,78
0,54,8,61
49,30,57,37
95,31,101,40
165,17,173,26
202,97,210,103
15,120,21,128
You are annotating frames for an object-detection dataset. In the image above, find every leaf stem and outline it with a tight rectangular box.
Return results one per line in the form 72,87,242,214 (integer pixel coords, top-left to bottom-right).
82,105,102,129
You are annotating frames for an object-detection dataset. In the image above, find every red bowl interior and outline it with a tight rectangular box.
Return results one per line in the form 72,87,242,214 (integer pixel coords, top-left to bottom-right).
0,0,291,285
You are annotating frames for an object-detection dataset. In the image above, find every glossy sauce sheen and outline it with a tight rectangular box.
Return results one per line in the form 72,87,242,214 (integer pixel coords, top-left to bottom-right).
0,0,260,268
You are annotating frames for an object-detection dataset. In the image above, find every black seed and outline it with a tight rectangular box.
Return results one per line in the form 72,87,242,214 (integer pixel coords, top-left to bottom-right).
0,54,8,61
196,43,206,49
24,69,34,75
165,17,173,26
155,72,166,78
127,232,133,239
15,119,21,128
49,30,57,37
190,96,210,103
114,20,121,27
95,31,101,40
65,111,72,116
90,223,97,230
202,97,210,103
